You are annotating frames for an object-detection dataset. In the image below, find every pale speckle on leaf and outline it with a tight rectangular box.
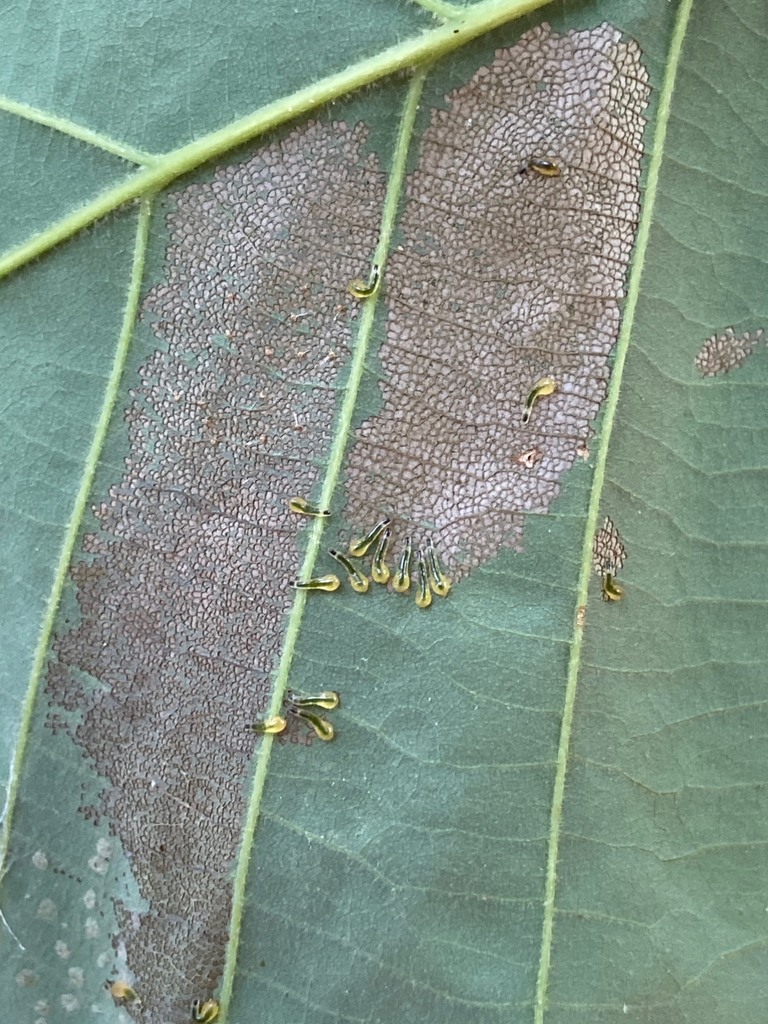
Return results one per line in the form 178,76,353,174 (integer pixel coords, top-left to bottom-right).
67,967,85,988
694,326,764,377
36,898,57,921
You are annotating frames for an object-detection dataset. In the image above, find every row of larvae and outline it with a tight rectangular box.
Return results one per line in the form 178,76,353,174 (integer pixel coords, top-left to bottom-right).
289,501,451,609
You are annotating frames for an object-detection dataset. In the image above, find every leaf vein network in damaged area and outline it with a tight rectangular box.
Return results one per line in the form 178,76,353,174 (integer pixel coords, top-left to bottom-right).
44,122,386,1022
694,327,765,377
344,22,650,578
41,19,651,1021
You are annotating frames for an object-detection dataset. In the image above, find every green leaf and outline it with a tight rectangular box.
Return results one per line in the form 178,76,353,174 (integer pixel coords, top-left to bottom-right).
2,1,767,1023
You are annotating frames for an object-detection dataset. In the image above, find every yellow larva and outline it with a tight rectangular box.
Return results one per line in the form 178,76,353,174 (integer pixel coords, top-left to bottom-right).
425,537,451,597
292,575,340,592
371,527,392,584
522,376,558,425
251,715,287,736
288,496,330,518
191,998,220,1023
347,263,380,300
288,707,335,741
526,158,561,177
106,980,139,1006
285,690,340,711
601,573,624,602
348,517,391,558
415,548,432,609
391,535,412,593
329,549,369,593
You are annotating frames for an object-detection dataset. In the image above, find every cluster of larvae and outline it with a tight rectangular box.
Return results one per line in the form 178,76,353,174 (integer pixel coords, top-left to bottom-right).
251,689,340,743
288,499,451,610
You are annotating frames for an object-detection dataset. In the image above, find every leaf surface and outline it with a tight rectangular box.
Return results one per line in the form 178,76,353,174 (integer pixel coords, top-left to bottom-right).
1,1,767,1023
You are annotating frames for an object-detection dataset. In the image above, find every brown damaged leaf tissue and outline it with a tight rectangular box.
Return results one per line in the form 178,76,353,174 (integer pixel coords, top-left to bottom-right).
46,23,648,1022
345,23,649,575
47,123,386,1020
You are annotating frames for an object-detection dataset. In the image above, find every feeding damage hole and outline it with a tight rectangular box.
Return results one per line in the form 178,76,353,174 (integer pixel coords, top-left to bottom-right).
593,515,627,602
694,327,765,377
344,22,650,579
45,121,386,1023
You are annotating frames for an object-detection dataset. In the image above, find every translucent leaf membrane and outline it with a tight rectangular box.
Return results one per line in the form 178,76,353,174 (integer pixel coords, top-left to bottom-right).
344,23,650,576
592,515,626,577
44,122,386,1022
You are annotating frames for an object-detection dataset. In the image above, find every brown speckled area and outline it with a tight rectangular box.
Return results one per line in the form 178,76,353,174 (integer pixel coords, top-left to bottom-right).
694,327,765,377
45,121,386,1023
344,23,649,576
593,515,627,577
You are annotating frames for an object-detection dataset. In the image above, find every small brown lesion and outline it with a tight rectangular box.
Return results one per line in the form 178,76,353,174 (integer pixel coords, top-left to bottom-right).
694,326,765,377
593,516,627,603
516,447,542,468
575,444,590,461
